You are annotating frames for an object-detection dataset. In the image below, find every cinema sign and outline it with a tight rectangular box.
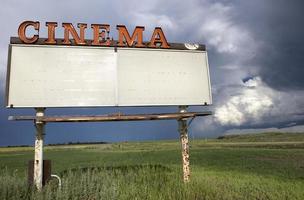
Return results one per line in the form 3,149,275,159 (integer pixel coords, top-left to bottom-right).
6,21,212,108
17,21,170,48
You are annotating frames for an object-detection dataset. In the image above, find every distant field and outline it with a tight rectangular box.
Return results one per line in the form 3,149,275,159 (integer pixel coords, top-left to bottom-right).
217,132,304,142
0,132,304,200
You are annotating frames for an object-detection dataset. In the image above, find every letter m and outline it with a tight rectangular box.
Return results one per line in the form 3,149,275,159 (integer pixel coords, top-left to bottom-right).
117,25,145,47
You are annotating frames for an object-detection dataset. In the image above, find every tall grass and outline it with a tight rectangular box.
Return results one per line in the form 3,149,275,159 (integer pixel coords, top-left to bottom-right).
1,136,304,199
1,164,303,200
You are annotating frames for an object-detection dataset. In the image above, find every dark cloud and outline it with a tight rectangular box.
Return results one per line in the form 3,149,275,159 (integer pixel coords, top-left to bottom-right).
193,0,304,135
234,0,304,91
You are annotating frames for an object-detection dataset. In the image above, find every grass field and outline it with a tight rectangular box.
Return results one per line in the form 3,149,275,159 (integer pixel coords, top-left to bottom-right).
1,132,304,200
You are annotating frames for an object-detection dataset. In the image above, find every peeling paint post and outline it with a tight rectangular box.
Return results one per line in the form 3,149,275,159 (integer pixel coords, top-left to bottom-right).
34,108,45,190
178,106,190,182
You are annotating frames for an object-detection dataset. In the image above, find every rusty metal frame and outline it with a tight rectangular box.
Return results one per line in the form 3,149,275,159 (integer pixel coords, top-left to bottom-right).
9,111,212,123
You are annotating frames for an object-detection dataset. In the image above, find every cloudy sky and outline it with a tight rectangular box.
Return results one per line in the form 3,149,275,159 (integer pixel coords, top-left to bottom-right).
0,0,304,146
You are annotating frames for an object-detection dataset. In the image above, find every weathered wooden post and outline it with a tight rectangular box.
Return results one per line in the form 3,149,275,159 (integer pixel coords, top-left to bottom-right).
178,106,190,182
34,108,45,190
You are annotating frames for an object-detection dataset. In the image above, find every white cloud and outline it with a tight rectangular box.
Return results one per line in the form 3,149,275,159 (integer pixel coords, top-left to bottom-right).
196,76,304,136
219,65,240,70
214,77,274,126
121,0,259,59
131,13,177,35
243,77,260,88
194,2,259,60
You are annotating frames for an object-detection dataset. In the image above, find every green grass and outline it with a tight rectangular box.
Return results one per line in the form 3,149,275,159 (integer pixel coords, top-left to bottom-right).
1,132,304,199
217,132,304,142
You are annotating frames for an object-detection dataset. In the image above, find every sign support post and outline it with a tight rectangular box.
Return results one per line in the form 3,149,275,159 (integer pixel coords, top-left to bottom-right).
34,108,45,190
178,106,190,182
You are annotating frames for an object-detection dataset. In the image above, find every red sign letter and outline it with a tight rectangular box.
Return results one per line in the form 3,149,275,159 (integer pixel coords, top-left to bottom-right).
91,24,111,46
45,22,58,45
18,21,40,44
117,25,145,47
62,23,87,45
149,27,170,49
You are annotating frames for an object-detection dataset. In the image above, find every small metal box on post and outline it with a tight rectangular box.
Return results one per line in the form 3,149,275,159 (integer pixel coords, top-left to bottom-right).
28,160,51,187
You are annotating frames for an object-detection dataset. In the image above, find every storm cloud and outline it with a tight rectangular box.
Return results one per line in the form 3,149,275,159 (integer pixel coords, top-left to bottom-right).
233,0,304,91
0,0,304,145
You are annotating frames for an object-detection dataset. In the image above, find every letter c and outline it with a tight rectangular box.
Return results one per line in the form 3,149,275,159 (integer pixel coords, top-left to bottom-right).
18,21,40,44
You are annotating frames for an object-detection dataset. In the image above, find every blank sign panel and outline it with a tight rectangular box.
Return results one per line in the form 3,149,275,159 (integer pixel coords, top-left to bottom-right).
117,48,211,106
7,45,117,107
6,44,211,107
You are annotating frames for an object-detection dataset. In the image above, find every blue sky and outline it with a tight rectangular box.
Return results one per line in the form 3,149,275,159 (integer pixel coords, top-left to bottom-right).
1,0,304,146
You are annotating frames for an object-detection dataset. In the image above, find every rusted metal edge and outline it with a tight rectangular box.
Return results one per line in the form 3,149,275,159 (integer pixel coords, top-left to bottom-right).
10,37,206,51
8,111,212,123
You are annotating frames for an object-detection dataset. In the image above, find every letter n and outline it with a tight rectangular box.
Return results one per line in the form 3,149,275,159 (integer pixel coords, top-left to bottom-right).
62,23,87,45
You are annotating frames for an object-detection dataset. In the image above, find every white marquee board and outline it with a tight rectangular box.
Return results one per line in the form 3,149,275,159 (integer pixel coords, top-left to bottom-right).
6,44,212,107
